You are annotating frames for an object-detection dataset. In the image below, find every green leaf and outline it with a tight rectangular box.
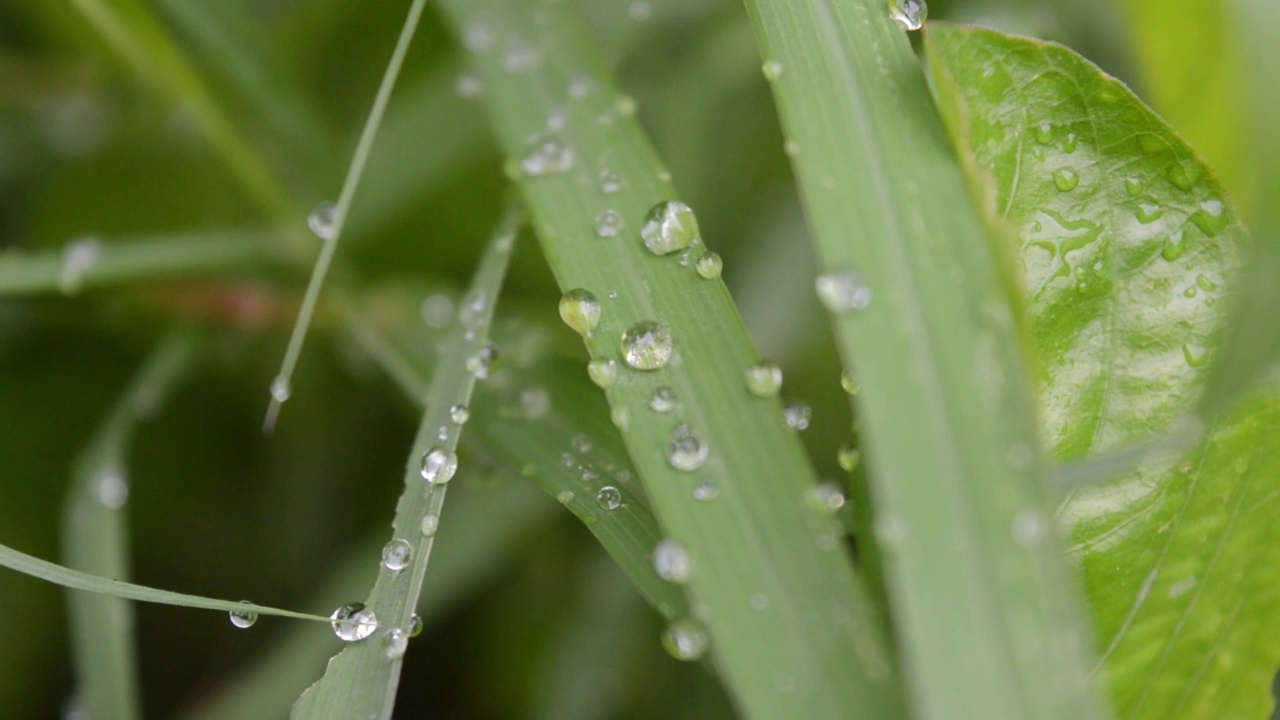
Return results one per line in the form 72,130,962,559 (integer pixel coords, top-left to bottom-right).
743,2,1106,719
432,1,901,716
925,22,1280,718
289,206,519,720
61,330,196,720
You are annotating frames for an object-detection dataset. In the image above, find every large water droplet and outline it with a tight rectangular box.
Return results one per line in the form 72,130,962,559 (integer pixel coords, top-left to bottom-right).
816,272,872,312
450,404,470,424
661,619,708,661
308,202,337,241
330,603,378,642
653,539,692,583
520,132,573,176
649,387,676,413
381,539,413,571
745,362,783,397
695,252,723,279
60,236,102,294
559,289,602,336
595,209,624,238
641,201,699,255
420,447,458,484
784,401,812,431
587,358,618,388
888,0,927,30
229,601,257,629
421,514,440,537
596,486,623,510
621,321,673,369
667,424,708,472
1053,168,1079,192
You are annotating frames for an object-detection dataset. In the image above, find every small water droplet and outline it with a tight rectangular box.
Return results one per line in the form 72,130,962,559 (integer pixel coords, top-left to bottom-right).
450,404,470,424
840,370,860,395
465,342,500,379
649,387,676,413
229,601,258,629
1063,132,1078,153
420,447,459,484
520,132,573,176
557,489,575,505
558,289,602,335
408,613,424,637
1033,122,1054,145
421,294,454,329
810,482,847,513
1053,168,1079,192
783,400,812,431
587,358,618,388
1011,510,1046,547
596,486,623,511
308,202,337,241
745,362,783,397
501,43,540,73
1135,202,1164,224
661,619,707,661
816,271,872,312
1189,199,1227,236
654,539,692,582
888,0,927,30
750,593,769,610
692,481,719,502
1125,177,1144,196
615,95,638,117
837,443,860,472
594,209,624,238
1196,274,1217,291
695,252,723,279
420,514,440,537
330,603,378,642
381,539,413,571
1167,162,1194,191
384,627,409,659
1161,234,1187,261
611,406,630,430
641,201,700,255
598,167,625,194
621,321,673,370
629,1,652,20
520,387,551,419
762,59,784,82
1184,285,1198,298
783,139,800,157
96,467,128,509
60,236,102,293
454,72,483,98
1182,343,1210,368
571,434,593,453
667,424,708,472
269,375,292,403
463,22,493,53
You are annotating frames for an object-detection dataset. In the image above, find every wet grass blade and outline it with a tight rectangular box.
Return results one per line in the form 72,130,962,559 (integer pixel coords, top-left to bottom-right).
289,206,520,720
0,230,281,297
61,330,196,720
741,3,1107,719
433,2,900,717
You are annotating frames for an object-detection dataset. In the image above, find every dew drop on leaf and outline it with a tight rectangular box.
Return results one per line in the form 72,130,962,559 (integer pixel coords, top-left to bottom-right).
307,202,337,241
59,236,102,294
381,539,413,571
667,424,708,472
888,0,927,30
816,271,872,312
384,628,408,660
596,486,623,511
762,59,784,82
745,362,784,397
621,321,673,369
520,132,573,176
653,539,692,583
649,387,676,413
695,251,723,279
661,619,708,661
229,601,257,629
587,358,618,388
420,447,458,484
558,289,602,335
641,201,699,255
420,514,440,537
595,209,624,238
330,603,378,642
784,400,812,431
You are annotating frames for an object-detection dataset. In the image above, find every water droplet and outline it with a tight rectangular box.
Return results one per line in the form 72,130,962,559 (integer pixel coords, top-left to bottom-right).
96,467,128,509
1184,285,1198,298
762,59,784,82
454,72,483,98
695,252,723,279
1125,177,1144,196
783,401,812,431
693,481,719,502
465,342,500,379
421,294,454,328
745,362,783,397
1167,163,1194,191
1063,132,1078,153
1053,168,1079,192
269,375,291,403
661,619,708,661
520,132,573,176
330,603,378,642
420,514,440,537
408,613,424,637
384,627,409,660
641,201,700,255
463,22,493,53
381,539,413,571
559,289,602,335
816,271,872,312
1011,510,1045,547
1189,199,1227,236
450,405,470,424
811,483,847,513
520,387,551,419
888,0,927,30
1196,274,1217,291
598,167,625,194
667,424,708,472
840,370,860,395
60,236,102,293
1182,343,1210,368
596,486,623,510
1135,202,1164,224
587,358,618,388
459,291,487,328
594,209,624,238
783,139,800,157
621,321,673,370
628,1,652,21
229,601,257,629
557,490,575,505
1138,135,1164,155
611,406,630,430
1161,234,1187,261
1033,122,1053,145
420,447,459,484
308,202,337,241
649,387,676,413
654,539,692,583
837,443,860,472
615,95,638,117
501,43,540,73
436,425,449,442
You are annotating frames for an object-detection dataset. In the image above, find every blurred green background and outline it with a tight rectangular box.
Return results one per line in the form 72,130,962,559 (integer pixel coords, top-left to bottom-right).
0,0,1256,716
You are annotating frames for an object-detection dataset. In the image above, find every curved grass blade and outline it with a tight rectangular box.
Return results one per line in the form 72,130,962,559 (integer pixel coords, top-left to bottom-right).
0,230,281,297
742,4,1107,719
925,22,1280,718
289,206,520,720
433,2,900,717
265,0,430,432
61,330,196,720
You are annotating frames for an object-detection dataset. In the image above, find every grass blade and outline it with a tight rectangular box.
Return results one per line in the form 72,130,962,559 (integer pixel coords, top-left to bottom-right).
741,3,1106,718
61,330,195,720
433,2,900,716
290,206,520,720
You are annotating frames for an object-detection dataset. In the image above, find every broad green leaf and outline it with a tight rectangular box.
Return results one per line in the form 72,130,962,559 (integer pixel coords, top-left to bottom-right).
289,207,519,720
743,2,1105,719
433,1,901,716
926,22,1280,718
62,330,195,720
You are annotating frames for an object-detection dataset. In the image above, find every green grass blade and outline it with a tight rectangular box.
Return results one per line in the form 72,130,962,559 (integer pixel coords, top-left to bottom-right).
925,22,1280,718
67,0,293,218
61,330,195,720
432,2,900,717
0,230,281,297
289,206,519,720
266,0,430,431
742,3,1106,719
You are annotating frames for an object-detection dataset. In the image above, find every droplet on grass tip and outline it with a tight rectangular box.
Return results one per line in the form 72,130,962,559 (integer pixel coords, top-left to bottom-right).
229,601,257,629
667,424,708,472
330,603,378,642
653,539,691,583
381,539,413,571
640,201,699,255
888,0,927,30
307,202,337,241
559,289,602,335
745,362,783,397
816,271,872,312
420,447,458,484
621,321,673,370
